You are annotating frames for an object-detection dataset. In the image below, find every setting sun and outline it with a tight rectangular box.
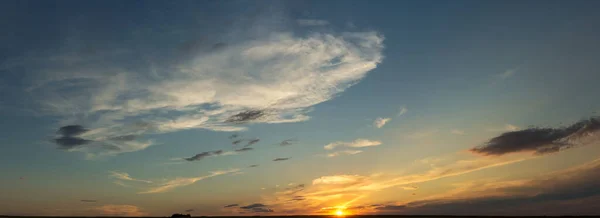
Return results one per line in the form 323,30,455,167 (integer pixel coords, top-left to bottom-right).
335,210,344,216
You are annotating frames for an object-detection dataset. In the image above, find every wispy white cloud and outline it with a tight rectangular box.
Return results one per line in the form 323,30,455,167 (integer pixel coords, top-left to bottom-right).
17,23,384,157
140,169,240,194
373,117,391,128
327,150,363,157
499,69,516,80
109,171,152,183
324,139,381,150
397,106,408,117
487,124,520,132
296,19,330,26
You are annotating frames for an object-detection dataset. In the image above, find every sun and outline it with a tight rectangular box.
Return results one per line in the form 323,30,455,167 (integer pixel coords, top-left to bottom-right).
335,210,344,216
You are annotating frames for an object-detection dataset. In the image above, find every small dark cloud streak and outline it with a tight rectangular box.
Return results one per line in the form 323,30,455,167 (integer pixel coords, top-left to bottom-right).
239,203,274,213
80,200,97,203
471,117,600,156
273,157,290,161
225,110,265,123
235,147,253,152
53,125,93,150
244,138,260,147
224,204,239,208
184,150,223,161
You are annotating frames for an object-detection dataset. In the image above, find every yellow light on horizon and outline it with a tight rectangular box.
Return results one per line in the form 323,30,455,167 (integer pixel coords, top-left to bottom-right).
335,210,344,216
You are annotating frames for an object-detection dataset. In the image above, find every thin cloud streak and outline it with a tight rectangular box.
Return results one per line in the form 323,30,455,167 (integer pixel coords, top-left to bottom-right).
324,139,381,150
109,171,152,183
139,169,240,194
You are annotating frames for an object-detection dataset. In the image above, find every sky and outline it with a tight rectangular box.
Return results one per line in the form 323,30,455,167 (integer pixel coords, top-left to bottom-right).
1,0,600,216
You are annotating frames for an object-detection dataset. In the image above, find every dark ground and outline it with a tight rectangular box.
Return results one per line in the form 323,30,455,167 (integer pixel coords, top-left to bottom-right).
2,216,599,218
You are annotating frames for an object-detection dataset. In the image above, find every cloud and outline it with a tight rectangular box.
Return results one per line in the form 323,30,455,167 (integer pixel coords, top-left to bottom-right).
244,138,260,147
327,150,363,157
229,134,239,139
278,139,298,146
249,164,259,168
96,205,147,217
235,147,253,152
232,139,244,145
374,117,391,128
185,209,194,212
15,17,383,157
324,139,381,150
260,156,528,213
109,171,152,183
296,19,330,26
499,69,516,80
487,124,520,132
451,129,465,135
273,157,290,161
370,158,600,216
239,203,274,213
397,106,408,117
58,125,89,136
225,110,265,124
471,117,600,156
81,200,97,203
224,204,239,208
312,175,367,186
400,186,418,190
140,169,239,194
53,125,94,150
184,150,224,161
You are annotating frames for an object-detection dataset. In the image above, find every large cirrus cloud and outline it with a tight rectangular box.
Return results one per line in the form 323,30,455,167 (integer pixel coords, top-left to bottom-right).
17,22,384,156
471,117,600,156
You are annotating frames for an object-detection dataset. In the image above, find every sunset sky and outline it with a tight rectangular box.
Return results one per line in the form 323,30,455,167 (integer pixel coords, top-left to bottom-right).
2,0,600,216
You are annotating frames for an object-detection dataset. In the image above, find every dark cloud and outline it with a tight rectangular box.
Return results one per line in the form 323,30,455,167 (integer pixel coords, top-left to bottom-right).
224,204,239,208
278,139,298,146
232,139,243,145
54,136,93,150
244,138,260,147
284,184,304,195
240,203,266,209
239,203,273,213
185,209,194,212
184,150,223,161
80,200,97,203
57,125,88,136
225,110,265,123
229,133,239,139
54,125,93,150
249,207,274,213
235,147,253,152
375,205,406,211
290,196,305,201
371,158,600,216
248,164,259,168
273,157,290,161
471,117,600,156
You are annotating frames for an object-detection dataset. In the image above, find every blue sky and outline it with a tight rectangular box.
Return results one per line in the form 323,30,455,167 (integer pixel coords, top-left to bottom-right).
2,0,600,216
